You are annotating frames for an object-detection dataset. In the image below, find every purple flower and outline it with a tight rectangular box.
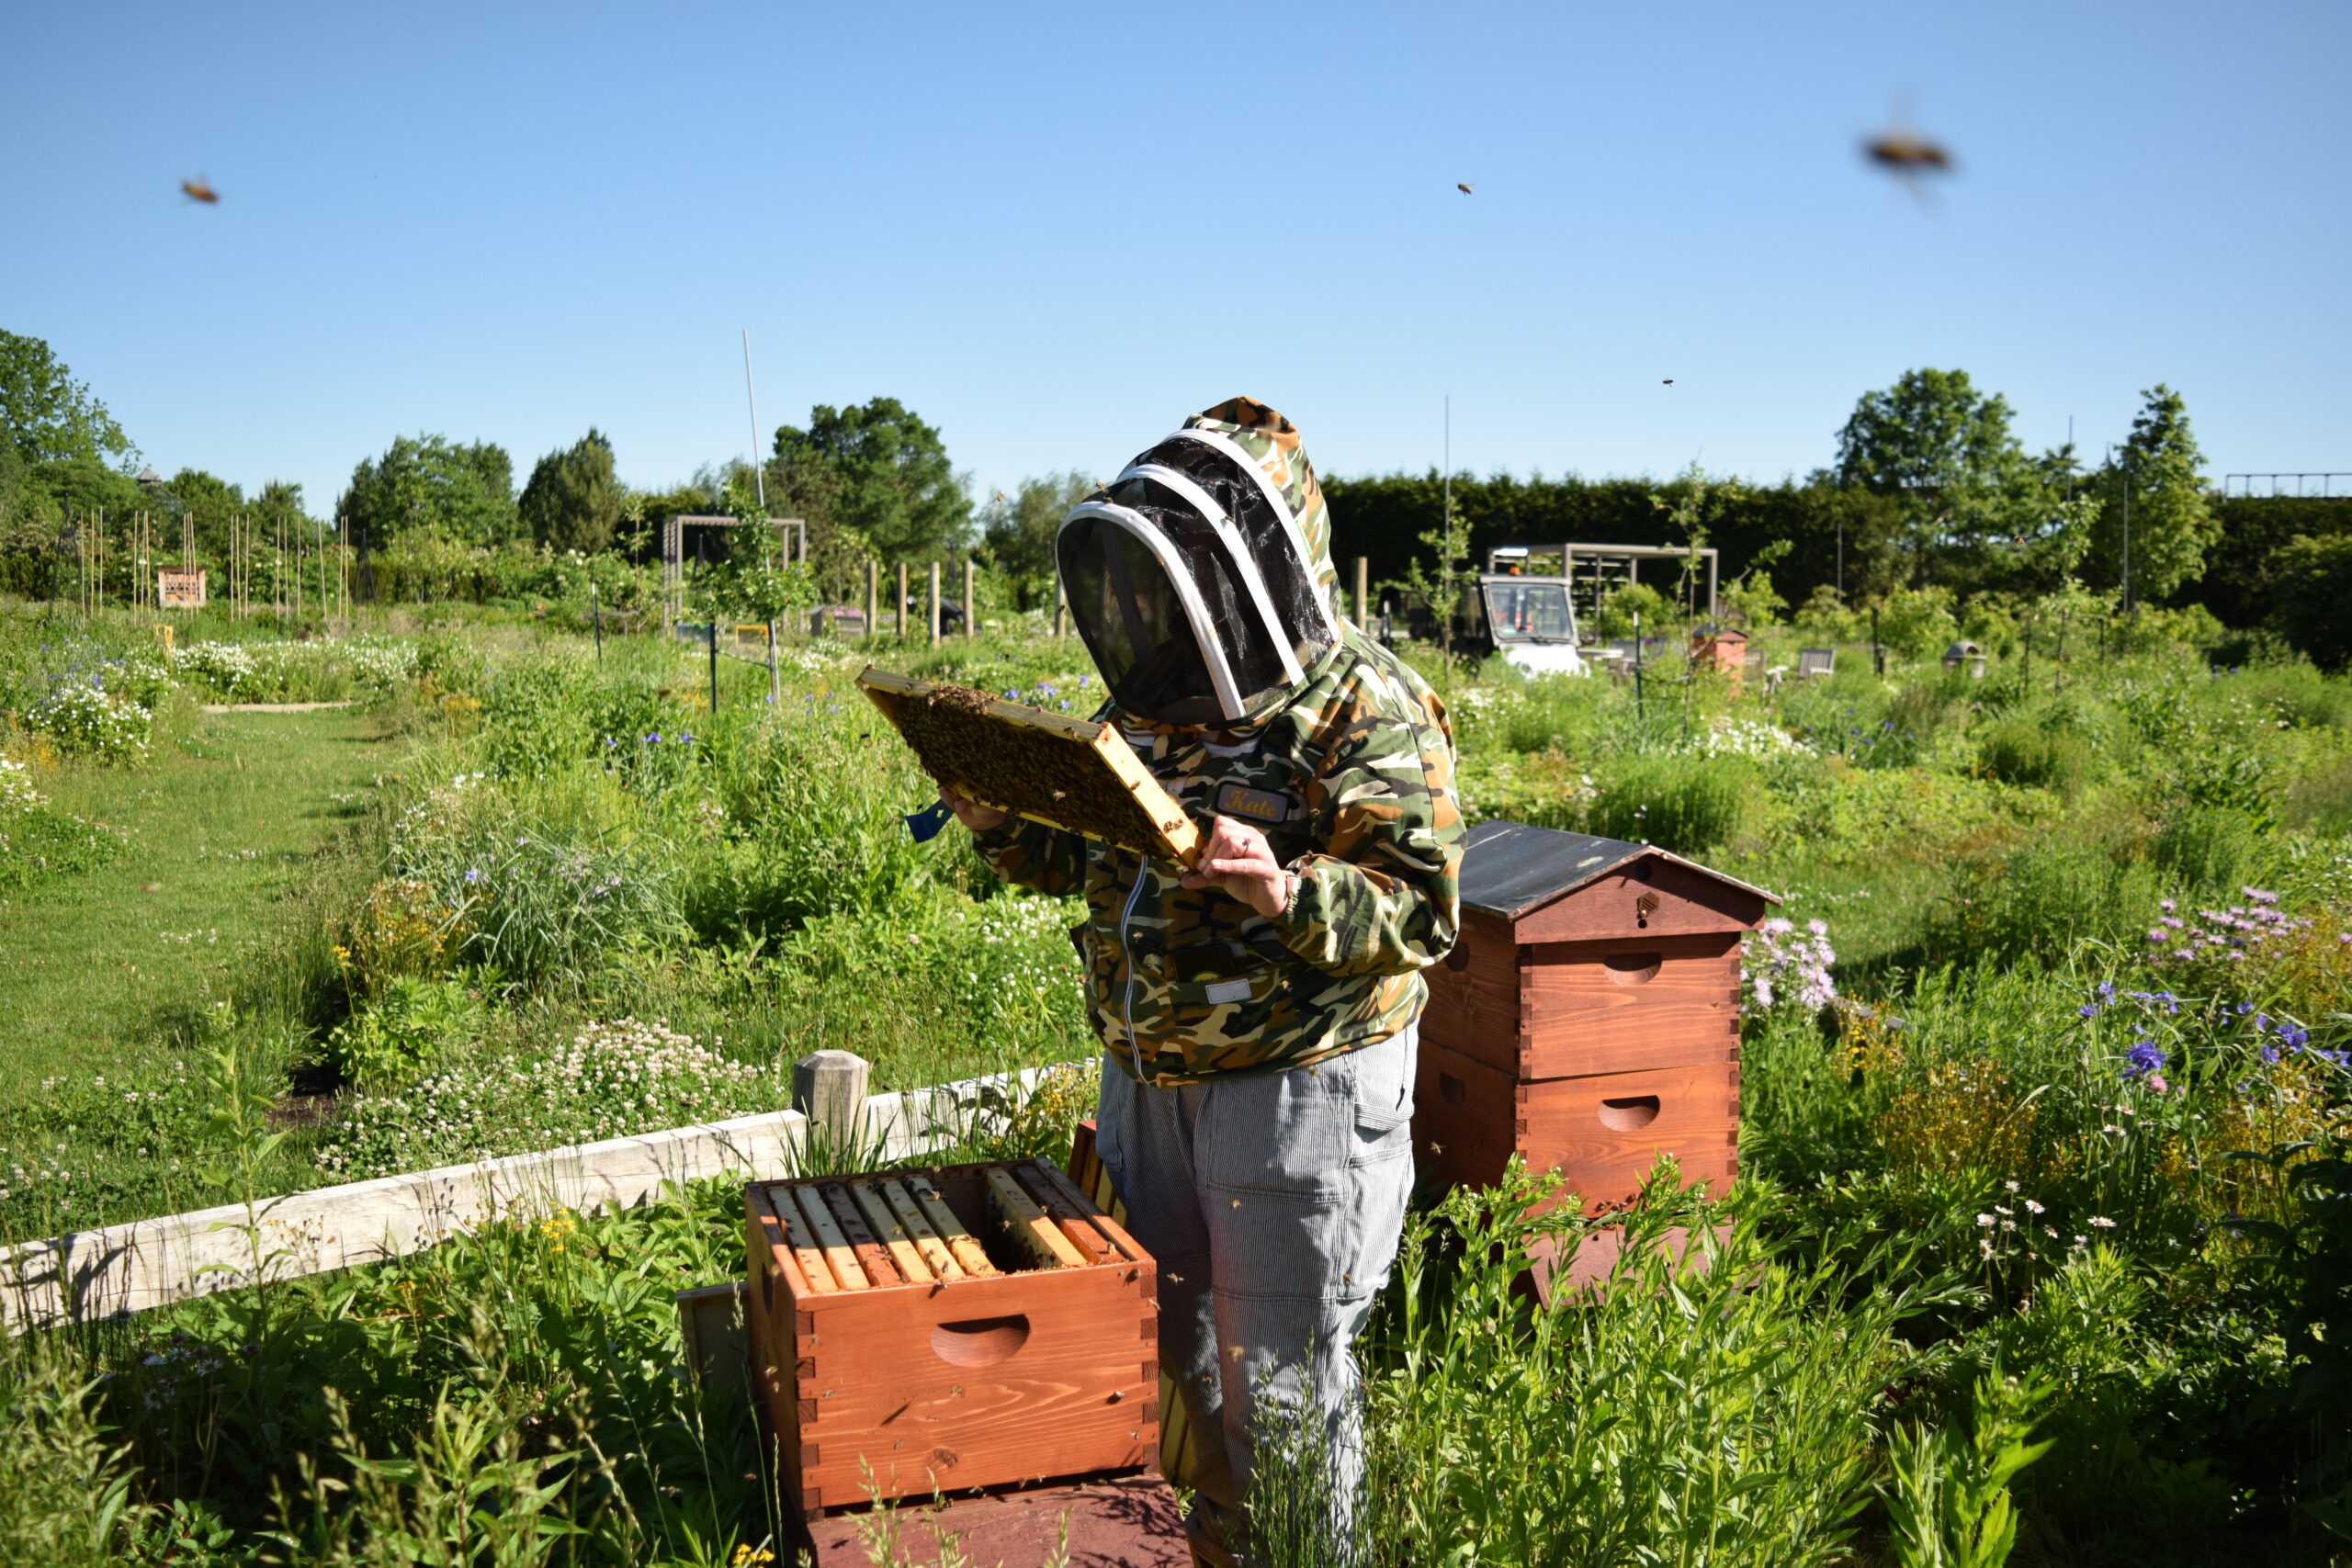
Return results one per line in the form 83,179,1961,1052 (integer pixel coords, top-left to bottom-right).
464,868,481,884
2078,1004,2098,1019
2124,1041,2166,1079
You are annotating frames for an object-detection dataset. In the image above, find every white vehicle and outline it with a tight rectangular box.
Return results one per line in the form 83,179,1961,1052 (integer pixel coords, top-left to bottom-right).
1477,576,1589,677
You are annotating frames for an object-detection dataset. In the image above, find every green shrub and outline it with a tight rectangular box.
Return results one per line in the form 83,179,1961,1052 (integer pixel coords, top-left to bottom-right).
1590,753,1749,853
1923,835,2153,969
2285,756,2352,836
323,975,484,1089
2268,534,2352,671
27,682,149,762
2151,804,2278,896
1976,717,2090,795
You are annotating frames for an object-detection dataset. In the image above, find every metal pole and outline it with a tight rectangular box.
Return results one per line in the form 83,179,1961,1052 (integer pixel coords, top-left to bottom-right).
929,561,942,648
591,581,603,659
2120,452,2132,615
768,619,779,706
865,560,877,640
896,561,910,644
1633,610,1645,722
742,329,764,510
708,622,719,714
962,557,975,640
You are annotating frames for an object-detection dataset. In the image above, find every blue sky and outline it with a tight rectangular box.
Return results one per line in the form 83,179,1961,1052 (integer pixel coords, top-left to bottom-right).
6,2,2346,516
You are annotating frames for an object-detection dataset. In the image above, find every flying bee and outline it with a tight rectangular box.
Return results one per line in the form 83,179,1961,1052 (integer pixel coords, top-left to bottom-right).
1456,182,1473,195
1864,131,1951,174
180,177,220,204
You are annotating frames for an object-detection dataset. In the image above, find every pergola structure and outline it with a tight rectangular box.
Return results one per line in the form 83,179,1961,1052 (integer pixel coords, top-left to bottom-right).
662,514,808,635
1487,542,1719,626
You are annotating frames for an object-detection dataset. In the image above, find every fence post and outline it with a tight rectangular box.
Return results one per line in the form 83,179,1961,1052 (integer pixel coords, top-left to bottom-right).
1354,556,1368,628
896,561,910,644
1054,584,1067,638
929,561,942,647
794,1049,870,1153
962,558,975,639
865,560,878,641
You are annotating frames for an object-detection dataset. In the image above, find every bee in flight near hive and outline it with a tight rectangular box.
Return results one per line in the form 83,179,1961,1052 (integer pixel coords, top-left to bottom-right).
180,177,220,204
1456,182,1474,195
1862,112,1954,205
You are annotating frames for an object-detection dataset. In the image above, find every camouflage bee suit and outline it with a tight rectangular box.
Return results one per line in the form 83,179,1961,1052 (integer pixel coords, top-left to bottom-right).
969,399,1464,1558
970,402,1464,1086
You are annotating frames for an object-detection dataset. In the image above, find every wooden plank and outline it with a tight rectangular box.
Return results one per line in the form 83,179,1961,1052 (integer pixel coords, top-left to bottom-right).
752,1186,829,1296
1510,859,1768,943
790,1263,1157,1511
911,1179,1001,1278
878,1179,965,1280
846,1179,934,1284
1014,1164,1116,1265
791,1185,872,1292
1027,1158,1147,1265
797,1472,1189,1566
1510,940,1742,1080
986,1168,1088,1269
1418,911,1521,1060
820,1183,904,1287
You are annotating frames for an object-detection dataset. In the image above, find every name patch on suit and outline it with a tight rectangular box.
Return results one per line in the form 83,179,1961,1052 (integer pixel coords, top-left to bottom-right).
1215,784,1292,825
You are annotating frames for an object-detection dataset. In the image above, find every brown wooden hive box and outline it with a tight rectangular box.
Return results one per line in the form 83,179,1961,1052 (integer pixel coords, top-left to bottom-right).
1414,820,1774,1217
744,1158,1160,1518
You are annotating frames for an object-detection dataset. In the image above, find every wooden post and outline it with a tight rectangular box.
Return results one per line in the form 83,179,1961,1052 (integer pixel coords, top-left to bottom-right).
865,560,877,641
1354,555,1369,628
962,557,975,640
1055,586,1066,638
929,561,942,647
793,1050,870,1156
896,561,910,644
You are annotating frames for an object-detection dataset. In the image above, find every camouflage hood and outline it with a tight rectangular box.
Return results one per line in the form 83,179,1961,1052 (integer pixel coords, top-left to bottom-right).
1057,398,1346,728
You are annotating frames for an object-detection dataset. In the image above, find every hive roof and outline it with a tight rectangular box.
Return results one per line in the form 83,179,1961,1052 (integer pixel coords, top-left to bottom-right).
1457,819,1780,920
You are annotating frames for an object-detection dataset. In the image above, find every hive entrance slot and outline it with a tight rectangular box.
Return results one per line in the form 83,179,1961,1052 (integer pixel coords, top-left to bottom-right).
1602,952,1662,985
930,1314,1032,1367
1598,1095,1661,1131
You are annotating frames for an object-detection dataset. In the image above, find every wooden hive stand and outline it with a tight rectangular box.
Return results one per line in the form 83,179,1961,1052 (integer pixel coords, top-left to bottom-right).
1413,819,1776,1301
745,1158,1191,1563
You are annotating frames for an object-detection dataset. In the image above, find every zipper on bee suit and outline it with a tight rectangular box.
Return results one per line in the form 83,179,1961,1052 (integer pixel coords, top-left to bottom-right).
1118,854,1149,1081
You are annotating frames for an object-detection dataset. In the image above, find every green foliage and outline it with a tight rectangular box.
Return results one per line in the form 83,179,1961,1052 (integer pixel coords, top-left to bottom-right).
0,329,134,472
1884,1366,2054,1568
1876,584,1961,661
978,471,1093,610
1793,583,1861,643
324,974,484,1089
1589,752,1749,853
2085,385,2215,604
517,428,622,554
1976,716,2090,795
2268,533,2352,671
770,397,970,563
338,433,518,552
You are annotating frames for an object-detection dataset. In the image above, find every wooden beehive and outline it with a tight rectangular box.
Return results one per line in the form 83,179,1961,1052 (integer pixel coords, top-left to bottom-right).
856,668,1200,867
744,1159,1159,1519
1414,820,1775,1220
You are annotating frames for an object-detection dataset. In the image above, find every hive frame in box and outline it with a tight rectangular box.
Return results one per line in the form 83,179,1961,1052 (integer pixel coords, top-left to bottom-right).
745,1157,1161,1520
856,668,1201,867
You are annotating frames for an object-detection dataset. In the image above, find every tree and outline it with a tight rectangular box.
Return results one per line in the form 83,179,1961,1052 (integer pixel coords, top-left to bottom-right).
769,398,970,566
978,472,1094,610
1836,368,2043,587
0,330,134,471
2269,534,2352,671
2086,385,2215,605
337,435,517,552
518,428,621,554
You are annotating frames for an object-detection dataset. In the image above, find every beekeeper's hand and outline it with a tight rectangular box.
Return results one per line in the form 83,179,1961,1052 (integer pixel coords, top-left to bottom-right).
1182,814,1295,919
940,785,1005,832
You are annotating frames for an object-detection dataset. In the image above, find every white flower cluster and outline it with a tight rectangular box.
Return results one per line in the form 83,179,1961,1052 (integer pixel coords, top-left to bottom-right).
29,681,152,761
1697,718,1815,760
0,758,41,818
169,637,419,701
315,1017,780,1180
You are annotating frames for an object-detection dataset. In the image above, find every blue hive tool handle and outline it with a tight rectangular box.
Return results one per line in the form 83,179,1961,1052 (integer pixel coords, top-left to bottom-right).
903,800,954,842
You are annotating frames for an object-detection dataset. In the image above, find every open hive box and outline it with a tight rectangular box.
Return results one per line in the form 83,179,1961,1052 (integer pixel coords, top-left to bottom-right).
744,1158,1160,1518
856,667,1199,866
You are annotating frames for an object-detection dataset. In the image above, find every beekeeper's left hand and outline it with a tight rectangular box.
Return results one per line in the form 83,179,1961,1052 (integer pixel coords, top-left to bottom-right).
1181,814,1295,919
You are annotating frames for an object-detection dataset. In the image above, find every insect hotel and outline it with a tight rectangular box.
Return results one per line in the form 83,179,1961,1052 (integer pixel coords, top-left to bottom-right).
1413,820,1775,1292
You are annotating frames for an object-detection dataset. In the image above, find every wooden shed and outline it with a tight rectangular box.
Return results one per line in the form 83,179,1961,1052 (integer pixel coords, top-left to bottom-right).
1415,820,1776,1223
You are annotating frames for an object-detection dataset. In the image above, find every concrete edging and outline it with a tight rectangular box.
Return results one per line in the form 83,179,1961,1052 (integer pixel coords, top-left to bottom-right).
0,1061,1080,1331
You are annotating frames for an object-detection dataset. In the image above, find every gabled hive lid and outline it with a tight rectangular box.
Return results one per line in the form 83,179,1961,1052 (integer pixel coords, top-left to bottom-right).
1457,818,1780,921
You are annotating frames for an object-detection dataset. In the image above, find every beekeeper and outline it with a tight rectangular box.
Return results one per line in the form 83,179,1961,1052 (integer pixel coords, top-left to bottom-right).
939,398,1463,1562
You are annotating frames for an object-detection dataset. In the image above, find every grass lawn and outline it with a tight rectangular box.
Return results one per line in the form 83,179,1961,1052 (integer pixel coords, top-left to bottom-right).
0,705,391,1100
